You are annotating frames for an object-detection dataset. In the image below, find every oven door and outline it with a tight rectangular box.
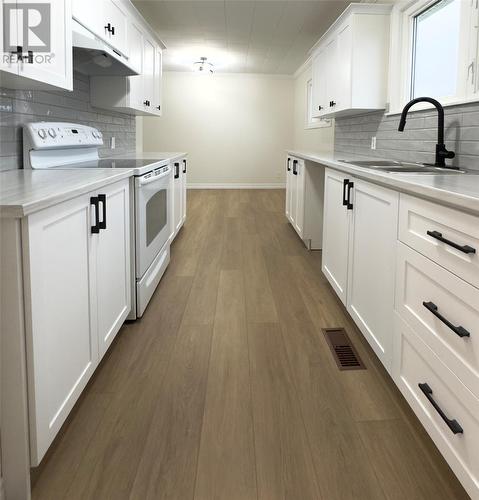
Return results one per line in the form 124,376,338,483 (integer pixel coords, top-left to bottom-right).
135,169,171,279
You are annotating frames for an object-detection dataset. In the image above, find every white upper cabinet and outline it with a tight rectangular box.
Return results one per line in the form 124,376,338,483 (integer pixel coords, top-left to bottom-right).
311,3,392,118
0,0,73,90
72,0,128,56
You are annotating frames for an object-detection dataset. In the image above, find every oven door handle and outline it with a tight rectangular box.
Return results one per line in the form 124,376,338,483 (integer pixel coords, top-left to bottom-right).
138,170,171,186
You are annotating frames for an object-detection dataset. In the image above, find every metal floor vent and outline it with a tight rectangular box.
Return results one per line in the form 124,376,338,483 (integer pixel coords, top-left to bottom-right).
322,328,366,371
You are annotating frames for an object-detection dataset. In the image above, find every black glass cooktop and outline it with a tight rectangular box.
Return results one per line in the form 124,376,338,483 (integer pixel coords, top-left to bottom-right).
56,158,166,169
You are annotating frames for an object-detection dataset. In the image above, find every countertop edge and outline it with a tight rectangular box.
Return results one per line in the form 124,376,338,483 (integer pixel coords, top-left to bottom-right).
0,169,134,219
287,150,479,216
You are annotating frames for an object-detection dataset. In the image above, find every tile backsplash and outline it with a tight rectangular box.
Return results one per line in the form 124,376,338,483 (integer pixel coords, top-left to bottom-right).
0,72,136,171
334,102,479,171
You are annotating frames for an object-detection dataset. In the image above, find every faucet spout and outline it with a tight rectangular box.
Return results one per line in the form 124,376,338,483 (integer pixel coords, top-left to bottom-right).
398,97,455,168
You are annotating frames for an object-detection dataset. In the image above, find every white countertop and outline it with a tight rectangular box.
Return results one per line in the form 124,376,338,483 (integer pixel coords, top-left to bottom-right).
287,150,479,216
0,169,134,218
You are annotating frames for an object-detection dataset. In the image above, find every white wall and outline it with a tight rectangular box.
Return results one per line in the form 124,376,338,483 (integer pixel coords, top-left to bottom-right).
293,61,335,154
141,71,294,187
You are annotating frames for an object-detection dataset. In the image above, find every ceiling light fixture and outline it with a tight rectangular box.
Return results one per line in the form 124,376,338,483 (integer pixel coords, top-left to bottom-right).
193,56,213,74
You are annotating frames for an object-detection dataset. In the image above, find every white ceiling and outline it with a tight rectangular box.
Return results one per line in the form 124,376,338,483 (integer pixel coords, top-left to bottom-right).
133,1,351,74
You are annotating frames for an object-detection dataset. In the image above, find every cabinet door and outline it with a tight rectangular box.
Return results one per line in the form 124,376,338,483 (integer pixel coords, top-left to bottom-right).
311,48,327,118
173,161,183,236
0,0,19,76
290,158,299,226
102,0,128,55
15,0,73,90
322,168,351,305
96,179,131,358
347,179,398,371
181,158,187,224
24,193,98,465
127,21,144,110
325,37,338,113
285,158,292,221
152,47,163,114
142,37,156,111
294,159,305,238
334,22,352,112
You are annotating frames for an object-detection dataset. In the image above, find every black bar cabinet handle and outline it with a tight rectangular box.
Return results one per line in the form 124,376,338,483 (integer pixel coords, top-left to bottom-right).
418,383,463,435
111,26,115,35
174,162,180,179
90,196,100,234
426,230,476,255
183,159,187,174
293,159,298,176
105,23,112,32
342,178,349,206
423,301,470,338
98,194,107,230
347,181,354,210
287,158,291,172
27,50,33,63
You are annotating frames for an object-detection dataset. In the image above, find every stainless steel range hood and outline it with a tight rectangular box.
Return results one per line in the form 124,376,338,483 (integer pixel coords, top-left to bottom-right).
72,20,139,76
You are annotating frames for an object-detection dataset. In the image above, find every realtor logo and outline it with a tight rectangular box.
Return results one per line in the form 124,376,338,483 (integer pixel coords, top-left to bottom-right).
3,3,51,52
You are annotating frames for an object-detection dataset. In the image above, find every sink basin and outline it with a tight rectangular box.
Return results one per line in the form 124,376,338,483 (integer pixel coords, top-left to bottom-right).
339,159,465,175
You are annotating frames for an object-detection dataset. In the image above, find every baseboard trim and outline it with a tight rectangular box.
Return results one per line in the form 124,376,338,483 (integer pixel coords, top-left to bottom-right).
187,183,286,189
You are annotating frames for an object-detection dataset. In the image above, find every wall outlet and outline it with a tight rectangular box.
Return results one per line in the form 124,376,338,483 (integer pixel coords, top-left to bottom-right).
110,136,116,149
371,136,377,150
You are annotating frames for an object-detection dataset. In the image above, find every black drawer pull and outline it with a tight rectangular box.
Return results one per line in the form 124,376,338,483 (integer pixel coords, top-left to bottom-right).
98,194,107,230
342,178,349,206
347,181,354,210
423,301,470,338
418,383,463,435
183,159,187,174
174,162,180,179
287,158,291,172
293,159,298,176
90,196,100,234
426,230,476,254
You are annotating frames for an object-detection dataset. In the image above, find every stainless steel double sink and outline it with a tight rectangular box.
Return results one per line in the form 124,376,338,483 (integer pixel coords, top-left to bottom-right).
339,159,466,175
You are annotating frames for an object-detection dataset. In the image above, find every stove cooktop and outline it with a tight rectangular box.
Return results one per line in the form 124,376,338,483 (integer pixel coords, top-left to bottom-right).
53,158,166,169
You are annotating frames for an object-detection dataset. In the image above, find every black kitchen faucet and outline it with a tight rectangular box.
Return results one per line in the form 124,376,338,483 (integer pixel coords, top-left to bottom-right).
398,97,456,169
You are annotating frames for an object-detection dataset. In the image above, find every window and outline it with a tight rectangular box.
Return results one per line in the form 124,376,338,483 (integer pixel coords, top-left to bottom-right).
306,79,331,129
388,0,478,114
411,0,461,99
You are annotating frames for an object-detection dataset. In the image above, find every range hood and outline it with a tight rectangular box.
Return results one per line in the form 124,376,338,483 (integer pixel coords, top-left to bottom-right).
72,20,139,76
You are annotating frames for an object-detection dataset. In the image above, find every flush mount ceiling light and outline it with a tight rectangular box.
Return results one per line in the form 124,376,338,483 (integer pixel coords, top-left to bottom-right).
193,56,214,74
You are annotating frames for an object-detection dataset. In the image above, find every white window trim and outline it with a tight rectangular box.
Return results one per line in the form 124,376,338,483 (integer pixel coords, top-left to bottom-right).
387,0,478,115
305,78,331,129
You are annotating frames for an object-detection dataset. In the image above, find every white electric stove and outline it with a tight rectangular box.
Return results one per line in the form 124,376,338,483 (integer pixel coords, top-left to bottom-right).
23,121,172,318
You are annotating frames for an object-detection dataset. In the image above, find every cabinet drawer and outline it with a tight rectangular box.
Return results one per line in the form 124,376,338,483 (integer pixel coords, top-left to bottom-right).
393,314,479,499
398,194,479,288
396,242,479,398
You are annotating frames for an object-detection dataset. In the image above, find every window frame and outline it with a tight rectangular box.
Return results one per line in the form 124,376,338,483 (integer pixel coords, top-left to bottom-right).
387,0,477,115
305,78,331,129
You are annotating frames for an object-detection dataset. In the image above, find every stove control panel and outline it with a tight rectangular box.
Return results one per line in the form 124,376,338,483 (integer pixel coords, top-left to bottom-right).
24,122,104,150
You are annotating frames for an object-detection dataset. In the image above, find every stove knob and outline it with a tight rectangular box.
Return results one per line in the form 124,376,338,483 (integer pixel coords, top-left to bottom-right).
48,128,56,138
37,129,47,139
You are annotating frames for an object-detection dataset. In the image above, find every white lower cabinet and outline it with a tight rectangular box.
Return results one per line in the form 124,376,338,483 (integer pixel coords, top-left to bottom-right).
322,169,398,370
170,157,187,241
393,313,479,499
347,179,398,370
23,178,131,465
322,168,351,304
285,156,324,249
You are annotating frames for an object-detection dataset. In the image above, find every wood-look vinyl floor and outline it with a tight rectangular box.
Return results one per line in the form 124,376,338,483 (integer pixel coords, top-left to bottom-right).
31,189,469,500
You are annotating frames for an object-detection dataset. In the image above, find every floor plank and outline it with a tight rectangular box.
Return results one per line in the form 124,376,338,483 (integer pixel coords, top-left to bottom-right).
248,322,322,500
194,270,257,500
129,323,213,500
